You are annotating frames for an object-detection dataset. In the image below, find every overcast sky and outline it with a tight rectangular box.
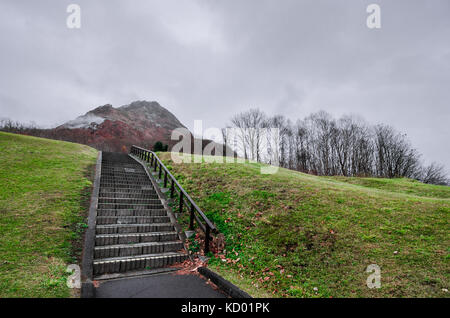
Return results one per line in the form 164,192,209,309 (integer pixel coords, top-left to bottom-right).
0,0,449,168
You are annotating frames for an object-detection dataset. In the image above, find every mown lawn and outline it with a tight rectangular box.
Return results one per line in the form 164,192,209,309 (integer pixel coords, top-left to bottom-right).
0,132,97,297
327,176,450,199
159,153,450,298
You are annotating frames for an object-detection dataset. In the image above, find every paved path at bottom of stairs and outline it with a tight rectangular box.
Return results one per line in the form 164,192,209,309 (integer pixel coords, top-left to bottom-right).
94,271,227,298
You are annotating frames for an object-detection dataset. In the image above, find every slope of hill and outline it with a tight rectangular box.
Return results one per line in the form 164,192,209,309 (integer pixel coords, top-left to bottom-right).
159,153,450,298
327,176,450,199
0,132,97,297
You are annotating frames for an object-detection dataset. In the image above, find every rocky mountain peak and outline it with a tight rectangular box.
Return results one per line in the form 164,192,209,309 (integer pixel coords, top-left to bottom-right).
120,100,162,111
55,100,187,151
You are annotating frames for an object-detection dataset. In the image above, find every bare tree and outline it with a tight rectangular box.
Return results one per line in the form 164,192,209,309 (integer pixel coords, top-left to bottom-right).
229,108,266,162
230,112,249,160
226,108,448,185
266,115,289,167
373,125,421,178
420,163,449,185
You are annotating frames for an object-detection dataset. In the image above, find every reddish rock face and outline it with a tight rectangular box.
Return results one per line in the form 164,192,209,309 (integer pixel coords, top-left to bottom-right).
52,101,188,152
26,100,232,155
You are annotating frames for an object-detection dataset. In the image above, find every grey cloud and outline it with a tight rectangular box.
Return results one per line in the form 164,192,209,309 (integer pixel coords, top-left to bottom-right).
0,0,449,168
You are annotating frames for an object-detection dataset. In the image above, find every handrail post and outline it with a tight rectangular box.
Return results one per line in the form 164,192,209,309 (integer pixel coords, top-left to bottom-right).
189,203,195,230
164,170,168,188
179,192,183,213
170,180,175,198
205,226,210,254
158,163,162,179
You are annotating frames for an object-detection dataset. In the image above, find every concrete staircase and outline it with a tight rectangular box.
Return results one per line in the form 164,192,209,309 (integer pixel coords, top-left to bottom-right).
92,152,188,277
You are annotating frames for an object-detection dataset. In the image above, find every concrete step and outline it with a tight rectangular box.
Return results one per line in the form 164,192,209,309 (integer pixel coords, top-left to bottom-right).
100,176,149,183
100,182,153,187
100,180,151,185
101,171,147,175
98,193,158,200
100,177,150,181
101,168,144,171
98,198,162,204
97,203,165,210
101,169,145,173
99,186,154,191
101,176,148,181
102,162,141,165
96,223,175,235
102,168,147,177
97,209,167,217
96,216,170,225
95,231,179,246
98,193,159,200
99,189,156,195
101,171,146,175
93,252,188,275
101,172,147,177
100,177,151,182
94,241,184,258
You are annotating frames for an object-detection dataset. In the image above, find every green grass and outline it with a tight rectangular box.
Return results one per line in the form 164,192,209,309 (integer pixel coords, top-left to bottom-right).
159,153,450,298
0,132,97,297
327,176,450,199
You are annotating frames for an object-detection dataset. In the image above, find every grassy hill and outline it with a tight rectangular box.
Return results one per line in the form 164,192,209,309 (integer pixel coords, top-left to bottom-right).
159,153,449,298
0,132,97,297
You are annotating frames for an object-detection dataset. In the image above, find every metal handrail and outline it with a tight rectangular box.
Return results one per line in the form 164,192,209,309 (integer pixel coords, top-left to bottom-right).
130,145,217,253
